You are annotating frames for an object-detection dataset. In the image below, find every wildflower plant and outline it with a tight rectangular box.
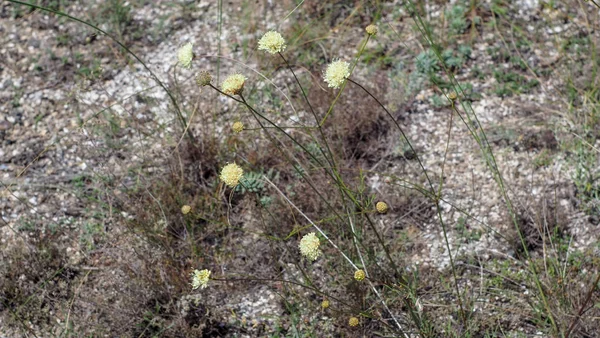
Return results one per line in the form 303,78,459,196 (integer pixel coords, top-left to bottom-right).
169,11,415,337
196,20,411,333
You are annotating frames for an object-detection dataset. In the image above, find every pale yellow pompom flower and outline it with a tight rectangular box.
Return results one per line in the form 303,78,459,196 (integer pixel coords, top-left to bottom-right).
232,121,244,133
365,24,378,35
258,31,286,54
376,201,388,214
191,269,211,289
321,299,330,309
221,74,247,96
354,269,366,281
348,316,359,327
299,232,322,261
177,42,194,69
323,60,350,89
181,205,191,215
220,163,244,188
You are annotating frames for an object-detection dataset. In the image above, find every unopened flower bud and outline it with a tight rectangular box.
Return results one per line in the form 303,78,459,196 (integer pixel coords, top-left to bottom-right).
196,71,212,87
365,24,378,35
376,201,388,214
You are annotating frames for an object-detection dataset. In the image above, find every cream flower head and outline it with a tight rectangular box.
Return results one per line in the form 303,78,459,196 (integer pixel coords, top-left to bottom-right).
177,42,194,69
354,269,366,281
321,299,330,309
348,316,359,327
258,31,287,54
232,121,244,133
299,232,322,261
220,163,244,188
221,74,247,96
191,269,211,289
181,205,191,215
365,24,378,35
323,60,350,89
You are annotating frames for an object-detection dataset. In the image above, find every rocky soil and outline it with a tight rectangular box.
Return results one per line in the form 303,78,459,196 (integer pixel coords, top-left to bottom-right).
1,0,599,336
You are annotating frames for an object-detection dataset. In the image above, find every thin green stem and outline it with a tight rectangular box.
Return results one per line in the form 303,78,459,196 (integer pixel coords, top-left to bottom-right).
588,0,600,10
277,52,337,171
278,52,317,120
437,100,455,198
346,79,434,191
217,0,223,85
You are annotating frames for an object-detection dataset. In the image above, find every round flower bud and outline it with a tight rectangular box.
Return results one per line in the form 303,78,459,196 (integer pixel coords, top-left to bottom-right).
191,269,211,289
376,201,388,214
196,71,212,87
258,31,287,54
181,205,191,215
177,42,194,69
299,232,322,261
222,74,247,96
321,299,330,309
448,92,458,101
365,24,378,35
220,163,244,188
323,60,350,89
354,269,366,281
232,121,244,133
348,317,359,327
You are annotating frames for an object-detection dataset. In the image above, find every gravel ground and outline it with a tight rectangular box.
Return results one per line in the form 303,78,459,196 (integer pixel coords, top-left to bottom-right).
1,0,599,336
